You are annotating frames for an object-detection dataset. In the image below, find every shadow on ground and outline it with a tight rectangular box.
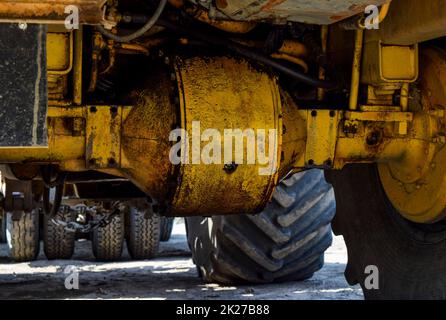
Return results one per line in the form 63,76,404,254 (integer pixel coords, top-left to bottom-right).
0,220,363,300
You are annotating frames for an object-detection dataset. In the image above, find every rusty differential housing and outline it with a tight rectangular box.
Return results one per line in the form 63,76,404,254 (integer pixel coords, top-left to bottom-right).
120,56,305,216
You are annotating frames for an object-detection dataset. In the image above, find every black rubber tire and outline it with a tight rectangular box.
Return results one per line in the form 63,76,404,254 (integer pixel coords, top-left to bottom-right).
0,210,6,243
126,207,160,260
43,206,76,260
186,169,335,284
326,164,446,299
6,210,40,262
160,217,174,242
91,211,124,261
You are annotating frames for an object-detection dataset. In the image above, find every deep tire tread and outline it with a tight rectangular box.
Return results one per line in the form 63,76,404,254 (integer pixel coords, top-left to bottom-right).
43,208,75,260
126,207,160,260
92,211,124,261
6,210,40,262
186,169,335,284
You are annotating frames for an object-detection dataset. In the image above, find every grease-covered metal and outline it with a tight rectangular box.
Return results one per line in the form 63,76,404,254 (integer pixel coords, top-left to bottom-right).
0,0,106,24
200,0,391,24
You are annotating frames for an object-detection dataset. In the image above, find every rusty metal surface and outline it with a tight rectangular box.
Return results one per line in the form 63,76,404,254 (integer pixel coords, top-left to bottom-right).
0,0,106,24
86,106,122,170
379,0,446,45
170,56,282,216
120,70,177,204
211,0,390,24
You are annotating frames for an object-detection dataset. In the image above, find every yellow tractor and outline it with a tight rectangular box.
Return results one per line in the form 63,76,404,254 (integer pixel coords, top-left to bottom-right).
0,0,445,299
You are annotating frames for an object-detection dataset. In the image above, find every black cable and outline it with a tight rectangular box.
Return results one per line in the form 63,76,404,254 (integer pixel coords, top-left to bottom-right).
97,0,168,43
156,19,337,89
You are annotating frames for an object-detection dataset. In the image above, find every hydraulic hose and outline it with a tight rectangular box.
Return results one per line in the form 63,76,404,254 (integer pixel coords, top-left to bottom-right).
97,0,168,43
156,19,336,89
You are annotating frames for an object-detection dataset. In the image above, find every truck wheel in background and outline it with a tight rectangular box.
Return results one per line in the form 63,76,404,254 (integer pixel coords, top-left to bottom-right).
160,217,174,242
91,210,125,261
0,210,6,243
126,206,160,260
43,206,76,260
6,210,40,262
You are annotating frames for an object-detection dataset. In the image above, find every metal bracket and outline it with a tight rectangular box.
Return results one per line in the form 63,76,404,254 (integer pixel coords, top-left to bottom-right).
4,179,33,212
86,106,122,169
305,110,340,168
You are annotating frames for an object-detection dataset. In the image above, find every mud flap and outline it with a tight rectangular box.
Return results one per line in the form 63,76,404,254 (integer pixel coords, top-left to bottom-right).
0,24,47,146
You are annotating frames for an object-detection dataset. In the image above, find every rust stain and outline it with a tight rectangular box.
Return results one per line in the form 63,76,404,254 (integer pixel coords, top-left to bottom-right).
215,0,228,9
349,3,368,12
330,15,347,21
0,1,105,24
261,0,287,12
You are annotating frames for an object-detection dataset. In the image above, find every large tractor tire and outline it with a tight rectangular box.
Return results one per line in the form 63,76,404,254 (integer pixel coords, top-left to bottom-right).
160,217,174,242
43,206,76,260
126,207,160,260
327,164,446,299
6,210,40,262
91,211,125,261
186,169,335,284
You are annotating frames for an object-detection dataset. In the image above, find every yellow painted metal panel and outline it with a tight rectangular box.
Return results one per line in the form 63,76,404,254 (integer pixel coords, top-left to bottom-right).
305,110,339,167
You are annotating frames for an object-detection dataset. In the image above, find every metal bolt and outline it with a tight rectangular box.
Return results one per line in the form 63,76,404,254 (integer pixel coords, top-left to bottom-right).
18,22,27,30
223,162,238,174
108,158,117,168
366,131,382,146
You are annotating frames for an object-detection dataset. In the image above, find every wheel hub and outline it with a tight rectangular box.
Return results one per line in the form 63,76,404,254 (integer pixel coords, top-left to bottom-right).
379,47,446,223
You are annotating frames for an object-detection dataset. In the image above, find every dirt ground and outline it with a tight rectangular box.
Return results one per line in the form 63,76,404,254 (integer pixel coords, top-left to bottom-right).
0,219,363,300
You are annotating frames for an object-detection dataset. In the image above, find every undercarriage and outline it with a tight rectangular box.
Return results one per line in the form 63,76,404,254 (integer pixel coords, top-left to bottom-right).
0,0,446,299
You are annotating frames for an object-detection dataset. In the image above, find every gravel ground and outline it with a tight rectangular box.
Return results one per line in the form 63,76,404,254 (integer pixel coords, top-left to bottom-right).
0,219,363,300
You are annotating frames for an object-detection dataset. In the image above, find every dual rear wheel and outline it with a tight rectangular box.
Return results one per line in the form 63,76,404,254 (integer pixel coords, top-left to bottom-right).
3,203,174,262
92,205,163,261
